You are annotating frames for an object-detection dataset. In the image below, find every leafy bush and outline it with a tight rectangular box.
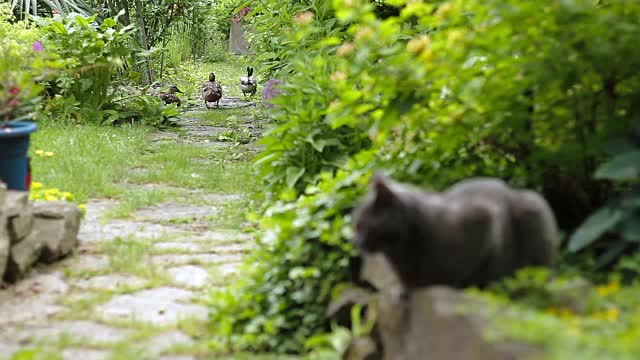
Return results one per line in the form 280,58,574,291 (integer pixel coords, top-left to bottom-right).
568,129,640,267
39,12,136,111
212,0,640,354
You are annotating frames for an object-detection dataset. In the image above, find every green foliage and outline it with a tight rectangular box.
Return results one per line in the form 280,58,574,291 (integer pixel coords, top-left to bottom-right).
568,132,640,266
209,165,372,352
39,12,136,111
213,0,640,354
101,93,179,127
475,276,640,360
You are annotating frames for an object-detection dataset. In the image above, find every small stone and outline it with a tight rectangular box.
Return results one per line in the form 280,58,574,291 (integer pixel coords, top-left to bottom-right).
5,191,28,218
167,265,209,288
8,207,33,243
5,230,43,282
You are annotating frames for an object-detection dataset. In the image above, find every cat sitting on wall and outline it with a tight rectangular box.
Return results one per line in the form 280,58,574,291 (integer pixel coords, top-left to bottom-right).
351,173,559,290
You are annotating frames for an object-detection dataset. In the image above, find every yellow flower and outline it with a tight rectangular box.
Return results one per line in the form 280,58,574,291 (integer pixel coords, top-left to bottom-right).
596,281,620,297
35,149,44,156
78,204,87,210
45,151,54,157
31,181,43,190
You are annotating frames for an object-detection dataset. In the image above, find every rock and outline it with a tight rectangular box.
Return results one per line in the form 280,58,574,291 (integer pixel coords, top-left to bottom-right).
7,207,33,243
373,286,539,360
5,230,43,282
0,181,6,205
343,336,381,360
360,254,403,294
33,201,82,262
0,207,9,281
167,265,209,288
4,191,28,218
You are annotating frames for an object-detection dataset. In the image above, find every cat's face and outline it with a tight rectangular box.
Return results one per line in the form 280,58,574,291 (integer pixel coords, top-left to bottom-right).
352,173,410,253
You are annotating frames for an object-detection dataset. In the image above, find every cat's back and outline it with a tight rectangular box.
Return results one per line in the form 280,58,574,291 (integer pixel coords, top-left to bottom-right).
444,177,512,202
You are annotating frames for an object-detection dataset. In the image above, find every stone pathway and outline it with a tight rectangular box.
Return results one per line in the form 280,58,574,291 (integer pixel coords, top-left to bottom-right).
0,107,257,359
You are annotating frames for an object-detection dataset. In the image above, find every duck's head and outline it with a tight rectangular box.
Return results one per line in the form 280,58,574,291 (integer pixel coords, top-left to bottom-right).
209,72,216,82
168,85,183,94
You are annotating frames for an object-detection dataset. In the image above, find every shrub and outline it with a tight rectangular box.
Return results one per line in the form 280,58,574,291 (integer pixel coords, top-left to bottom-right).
39,12,136,112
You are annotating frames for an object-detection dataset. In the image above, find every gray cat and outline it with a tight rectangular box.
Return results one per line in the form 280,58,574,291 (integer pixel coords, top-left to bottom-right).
351,173,559,289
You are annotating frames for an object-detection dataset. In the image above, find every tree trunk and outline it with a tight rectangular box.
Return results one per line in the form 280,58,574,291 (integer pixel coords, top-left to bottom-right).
134,0,153,84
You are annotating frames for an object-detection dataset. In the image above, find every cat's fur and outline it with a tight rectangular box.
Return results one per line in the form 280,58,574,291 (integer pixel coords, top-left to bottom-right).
351,173,559,289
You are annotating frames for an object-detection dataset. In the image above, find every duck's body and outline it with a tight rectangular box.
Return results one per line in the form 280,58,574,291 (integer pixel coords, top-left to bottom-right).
159,85,183,106
146,82,162,97
202,72,223,108
240,67,257,100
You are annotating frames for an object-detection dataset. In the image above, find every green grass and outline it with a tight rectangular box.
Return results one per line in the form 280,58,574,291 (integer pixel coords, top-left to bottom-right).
30,121,152,203
31,110,257,216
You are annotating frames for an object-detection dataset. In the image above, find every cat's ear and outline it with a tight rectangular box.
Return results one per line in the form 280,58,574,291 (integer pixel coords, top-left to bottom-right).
371,172,395,206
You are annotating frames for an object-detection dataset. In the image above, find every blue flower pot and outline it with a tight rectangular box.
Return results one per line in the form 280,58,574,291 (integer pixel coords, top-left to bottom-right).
0,121,37,190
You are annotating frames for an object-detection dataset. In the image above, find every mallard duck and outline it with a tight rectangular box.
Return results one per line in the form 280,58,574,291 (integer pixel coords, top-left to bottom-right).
202,72,223,108
146,82,162,97
240,67,257,100
158,85,182,106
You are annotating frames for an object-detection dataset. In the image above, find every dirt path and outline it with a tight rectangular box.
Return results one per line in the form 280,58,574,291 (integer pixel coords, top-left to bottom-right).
0,101,259,360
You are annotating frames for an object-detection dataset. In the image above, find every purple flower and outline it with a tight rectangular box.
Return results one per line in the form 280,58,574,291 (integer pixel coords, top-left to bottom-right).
32,41,44,52
262,79,284,109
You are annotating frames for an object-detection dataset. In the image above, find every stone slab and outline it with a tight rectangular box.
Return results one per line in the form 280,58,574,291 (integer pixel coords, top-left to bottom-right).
72,274,148,291
62,348,110,360
153,242,204,253
153,253,243,266
61,254,110,273
15,321,131,344
133,203,218,222
98,287,207,326
8,207,33,242
6,229,43,282
139,330,195,356
5,191,29,218
167,265,209,289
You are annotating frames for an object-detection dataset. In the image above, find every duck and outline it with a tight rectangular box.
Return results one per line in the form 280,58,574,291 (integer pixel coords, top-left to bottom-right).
158,85,183,106
146,82,162,97
239,67,257,100
202,72,223,108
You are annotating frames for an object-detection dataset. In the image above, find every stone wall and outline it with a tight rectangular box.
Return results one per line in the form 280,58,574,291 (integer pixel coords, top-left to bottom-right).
0,182,81,283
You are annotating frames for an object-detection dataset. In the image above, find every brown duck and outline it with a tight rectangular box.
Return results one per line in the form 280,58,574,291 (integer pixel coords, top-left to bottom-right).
159,85,183,106
202,72,223,108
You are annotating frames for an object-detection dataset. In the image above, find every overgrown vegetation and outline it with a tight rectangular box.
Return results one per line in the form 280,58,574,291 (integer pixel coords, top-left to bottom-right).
208,0,640,356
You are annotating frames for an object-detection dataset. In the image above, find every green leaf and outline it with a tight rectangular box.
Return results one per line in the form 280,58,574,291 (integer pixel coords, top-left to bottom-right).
256,52,278,62
568,207,623,252
286,167,305,188
594,151,640,181
622,216,640,242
